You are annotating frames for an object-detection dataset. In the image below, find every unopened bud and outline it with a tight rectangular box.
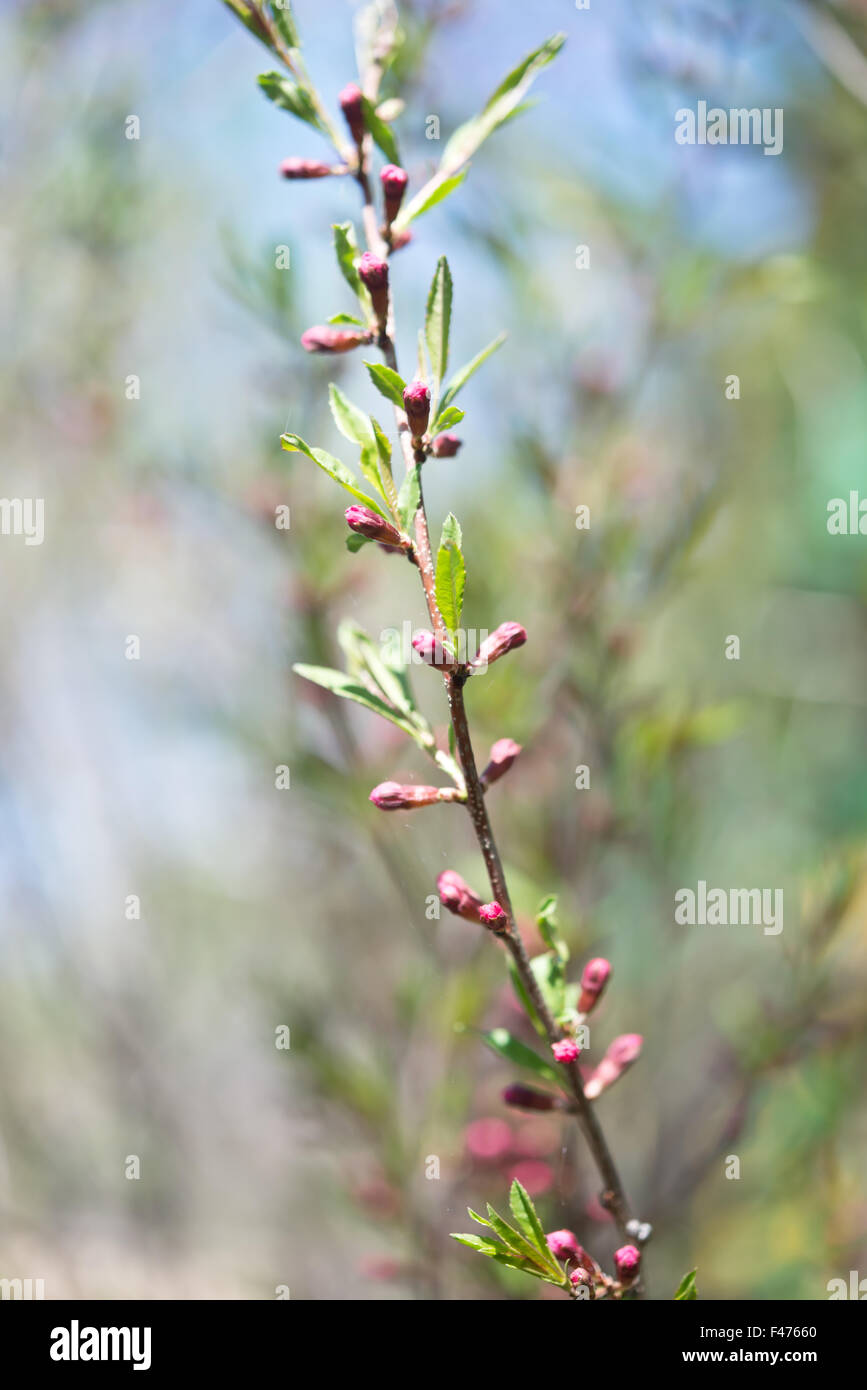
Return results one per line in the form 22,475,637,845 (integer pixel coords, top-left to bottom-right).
380,163,408,226
551,1037,581,1065
301,324,370,354
478,902,507,931
369,781,461,811
480,738,522,788
502,1084,557,1113
412,629,456,669
431,433,462,458
345,505,405,547
403,380,431,441
570,1266,593,1288
472,622,527,671
280,157,335,180
583,1033,643,1100
578,957,611,1014
358,251,390,324
546,1229,580,1261
339,82,366,146
437,870,483,923
614,1244,641,1283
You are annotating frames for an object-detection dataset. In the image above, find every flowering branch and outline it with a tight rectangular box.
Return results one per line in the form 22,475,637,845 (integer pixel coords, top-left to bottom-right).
224,0,650,1297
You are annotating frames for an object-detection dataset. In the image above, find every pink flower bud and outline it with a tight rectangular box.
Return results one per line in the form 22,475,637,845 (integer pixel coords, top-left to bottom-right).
551,1037,581,1065
280,157,334,180
578,957,612,1014
339,82,366,145
570,1266,592,1288
300,324,370,354
583,1033,643,1100
437,870,483,923
369,782,460,811
345,505,404,547
431,433,462,458
614,1244,641,1282
480,738,522,788
403,380,431,440
479,901,507,931
380,163,408,226
502,1084,557,1113
412,629,456,669
546,1229,580,1261
358,251,390,323
472,622,527,671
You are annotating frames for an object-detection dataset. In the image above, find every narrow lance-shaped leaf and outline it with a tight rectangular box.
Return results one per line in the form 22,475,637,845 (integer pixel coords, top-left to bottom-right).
268,0,300,49
370,416,400,517
392,169,468,233
397,464,420,532
293,664,426,744
332,222,372,320
364,361,406,409
359,95,400,165
440,332,507,413
435,511,465,636
674,1269,699,1301
280,432,388,517
425,255,453,407
431,405,465,434
508,1181,564,1276
257,72,321,130
439,34,566,173
328,384,385,501
476,1027,560,1085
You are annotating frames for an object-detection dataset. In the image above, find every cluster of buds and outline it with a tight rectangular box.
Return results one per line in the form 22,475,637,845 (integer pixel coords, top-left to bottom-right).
345,505,410,551
369,782,463,811
470,621,527,672
545,1230,642,1299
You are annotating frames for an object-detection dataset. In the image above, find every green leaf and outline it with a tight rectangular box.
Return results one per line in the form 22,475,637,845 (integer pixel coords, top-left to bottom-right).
425,256,453,403
280,432,387,517
332,222,368,308
440,34,566,172
477,1027,559,1085
336,620,418,721
435,511,465,637
328,385,384,499
507,957,545,1036
393,169,468,232
449,1234,561,1282
268,1,300,49
484,1204,553,1272
359,94,400,165
293,664,422,740
345,533,371,553
222,0,274,50
535,894,568,961
257,72,320,130
370,416,400,516
440,332,506,413
397,464,420,531
364,362,406,409
530,952,566,1020
328,312,365,326
509,1181,561,1273
431,405,465,434
674,1269,698,1301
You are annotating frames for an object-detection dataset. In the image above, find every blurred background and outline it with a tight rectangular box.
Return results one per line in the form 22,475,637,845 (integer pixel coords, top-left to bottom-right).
1,0,867,1300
